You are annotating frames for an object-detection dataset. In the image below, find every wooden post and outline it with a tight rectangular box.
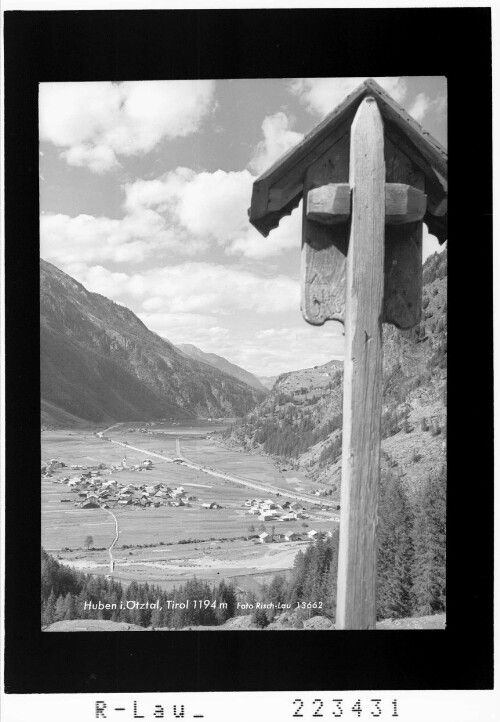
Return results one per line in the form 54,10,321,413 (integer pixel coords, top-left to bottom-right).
336,97,385,630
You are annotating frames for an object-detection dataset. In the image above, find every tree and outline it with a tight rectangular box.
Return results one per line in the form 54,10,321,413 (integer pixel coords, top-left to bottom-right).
42,590,57,627
412,467,446,615
252,608,270,628
64,593,77,620
84,535,94,550
377,472,414,620
248,524,255,535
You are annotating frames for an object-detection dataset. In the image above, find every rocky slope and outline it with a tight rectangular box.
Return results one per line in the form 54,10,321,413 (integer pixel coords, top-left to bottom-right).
225,250,447,500
40,260,265,428
176,343,268,394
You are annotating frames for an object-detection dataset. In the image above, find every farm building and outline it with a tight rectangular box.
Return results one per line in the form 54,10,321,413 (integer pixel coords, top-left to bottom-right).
307,530,320,540
285,531,300,541
82,499,100,509
259,532,271,544
259,511,278,521
202,502,220,509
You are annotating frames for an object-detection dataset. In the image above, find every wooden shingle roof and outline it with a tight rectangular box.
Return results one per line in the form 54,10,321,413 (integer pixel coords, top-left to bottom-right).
249,78,447,244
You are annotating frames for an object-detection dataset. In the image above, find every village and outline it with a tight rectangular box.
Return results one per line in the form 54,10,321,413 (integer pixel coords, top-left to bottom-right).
41,453,337,545
42,457,214,511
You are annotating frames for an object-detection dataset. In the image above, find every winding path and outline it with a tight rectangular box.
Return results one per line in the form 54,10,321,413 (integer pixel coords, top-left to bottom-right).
100,506,119,573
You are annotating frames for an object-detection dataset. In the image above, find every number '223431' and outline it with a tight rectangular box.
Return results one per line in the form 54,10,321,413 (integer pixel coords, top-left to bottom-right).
293,698,399,718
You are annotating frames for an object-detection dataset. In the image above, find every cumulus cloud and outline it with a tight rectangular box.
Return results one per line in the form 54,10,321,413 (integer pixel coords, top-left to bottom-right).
39,80,216,172
250,112,303,175
289,76,407,117
67,262,300,317
40,209,201,267
124,166,302,260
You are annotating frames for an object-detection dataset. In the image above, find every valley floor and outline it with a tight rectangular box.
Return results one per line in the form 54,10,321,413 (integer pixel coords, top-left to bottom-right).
42,422,339,593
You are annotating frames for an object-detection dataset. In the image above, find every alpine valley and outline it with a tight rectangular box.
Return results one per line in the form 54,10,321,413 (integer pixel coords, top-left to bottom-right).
40,259,266,429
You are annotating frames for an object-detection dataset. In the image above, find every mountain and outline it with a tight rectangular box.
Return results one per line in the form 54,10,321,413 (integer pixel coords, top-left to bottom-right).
40,260,266,428
176,343,268,394
257,375,279,390
224,250,447,500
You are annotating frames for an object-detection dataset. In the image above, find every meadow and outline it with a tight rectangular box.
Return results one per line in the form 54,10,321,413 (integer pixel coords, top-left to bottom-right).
41,425,339,591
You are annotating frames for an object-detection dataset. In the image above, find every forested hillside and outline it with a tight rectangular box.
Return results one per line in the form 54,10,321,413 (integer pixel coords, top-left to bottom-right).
224,249,447,501
220,250,447,622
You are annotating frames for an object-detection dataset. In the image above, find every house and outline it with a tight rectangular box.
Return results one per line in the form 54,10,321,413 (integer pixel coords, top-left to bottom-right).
258,532,271,544
142,459,153,469
274,532,286,541
280,513,297,522
285,531,300,541
82,499,100,509
307,530,320,540
259,511,278,521
248,508,260,515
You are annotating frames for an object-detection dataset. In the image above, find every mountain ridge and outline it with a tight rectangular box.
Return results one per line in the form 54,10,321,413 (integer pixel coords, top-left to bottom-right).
40,259,265,428
176,343,268,394
224,250,447,500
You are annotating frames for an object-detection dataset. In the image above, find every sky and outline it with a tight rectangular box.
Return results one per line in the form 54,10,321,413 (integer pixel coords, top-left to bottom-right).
39,76,447,377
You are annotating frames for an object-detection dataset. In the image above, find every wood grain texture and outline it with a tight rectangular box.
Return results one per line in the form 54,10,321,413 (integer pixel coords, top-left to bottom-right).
301,133,350,325
385,183,426,224
383,138,425,328
306,183,351,224
336,97,385,630
249,78,447,239
306,182,426,225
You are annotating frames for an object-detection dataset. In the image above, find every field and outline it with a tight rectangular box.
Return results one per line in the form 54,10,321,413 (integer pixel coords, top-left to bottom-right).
42,423,339,592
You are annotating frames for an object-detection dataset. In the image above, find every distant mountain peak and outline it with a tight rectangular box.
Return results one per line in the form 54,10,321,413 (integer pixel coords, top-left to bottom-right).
176,343,269,394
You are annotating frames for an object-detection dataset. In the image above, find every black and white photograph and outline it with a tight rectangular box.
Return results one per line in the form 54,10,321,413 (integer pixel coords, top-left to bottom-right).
3,5,494,712
39,75,448,633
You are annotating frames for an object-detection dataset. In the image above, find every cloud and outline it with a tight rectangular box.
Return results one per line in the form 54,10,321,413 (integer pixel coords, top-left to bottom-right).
40,209,204,268
124,166,302,260
64,262,300,317
408,92,430,123
225,324,345,377
409,91,447,125
423,224,446,261
289,76,407,117
250,112,303,175
226,203,302,259
39,80,216,172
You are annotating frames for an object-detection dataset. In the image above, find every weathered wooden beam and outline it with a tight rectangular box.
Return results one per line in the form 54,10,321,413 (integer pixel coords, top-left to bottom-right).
268,184,303,213
364,78,448,180
306,182,426,225
336,96,385,630
301,134,350,325
307,183,351,224
385,183,427,224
